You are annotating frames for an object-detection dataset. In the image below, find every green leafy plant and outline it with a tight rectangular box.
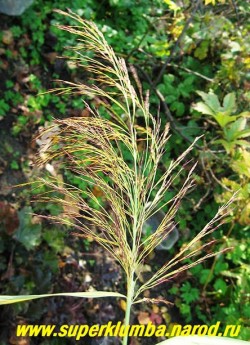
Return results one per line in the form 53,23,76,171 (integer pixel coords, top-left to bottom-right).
193,90,250,153
0,99,10,118
193,90,250,225
0,11,233,345
191,90,250,340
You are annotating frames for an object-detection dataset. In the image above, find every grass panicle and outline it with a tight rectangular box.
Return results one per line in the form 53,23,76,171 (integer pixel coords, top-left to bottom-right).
1,10,233,345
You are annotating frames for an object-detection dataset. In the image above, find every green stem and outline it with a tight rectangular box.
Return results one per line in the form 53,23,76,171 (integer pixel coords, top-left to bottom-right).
122,122,138,345
122,275,135,345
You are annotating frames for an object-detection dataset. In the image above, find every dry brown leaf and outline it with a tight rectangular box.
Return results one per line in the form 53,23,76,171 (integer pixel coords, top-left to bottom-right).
152,304,160,314
9,321,30,345
81,107,91,117
92,185,105,197
137,311,150,325
44,52,57,64
136,263,152,283
2,30,13,45
119,299,127,311
0,202,19,235
63,195,80,215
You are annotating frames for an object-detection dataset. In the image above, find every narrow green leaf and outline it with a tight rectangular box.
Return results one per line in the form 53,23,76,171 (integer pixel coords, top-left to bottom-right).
236,129,250,139
235,139,250,148
0,291,126,305
239,111,250,118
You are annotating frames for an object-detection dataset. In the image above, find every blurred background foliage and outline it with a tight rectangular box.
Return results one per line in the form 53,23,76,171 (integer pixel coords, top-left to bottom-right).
0,0,249,343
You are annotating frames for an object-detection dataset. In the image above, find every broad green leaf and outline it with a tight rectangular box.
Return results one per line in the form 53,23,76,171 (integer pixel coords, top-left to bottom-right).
214,260,228,274
157,336,248,345
197,90,221,113
199,269,213,284
0,291,126,305
170,101,185,116
214,278,227,295
13,207,42,250
237,130,250,139
181,288,199,303
223,92,236,113
183,76,195,86
193,102,214,116
239,111,250,118
224,118,247,141
223,118,250,142
214,112,237,128
196,91,209,102
234,140,250,149
214,139,234,153
223,128,235,142
194,41,209,60
163,74,175,84
166,94,178,103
